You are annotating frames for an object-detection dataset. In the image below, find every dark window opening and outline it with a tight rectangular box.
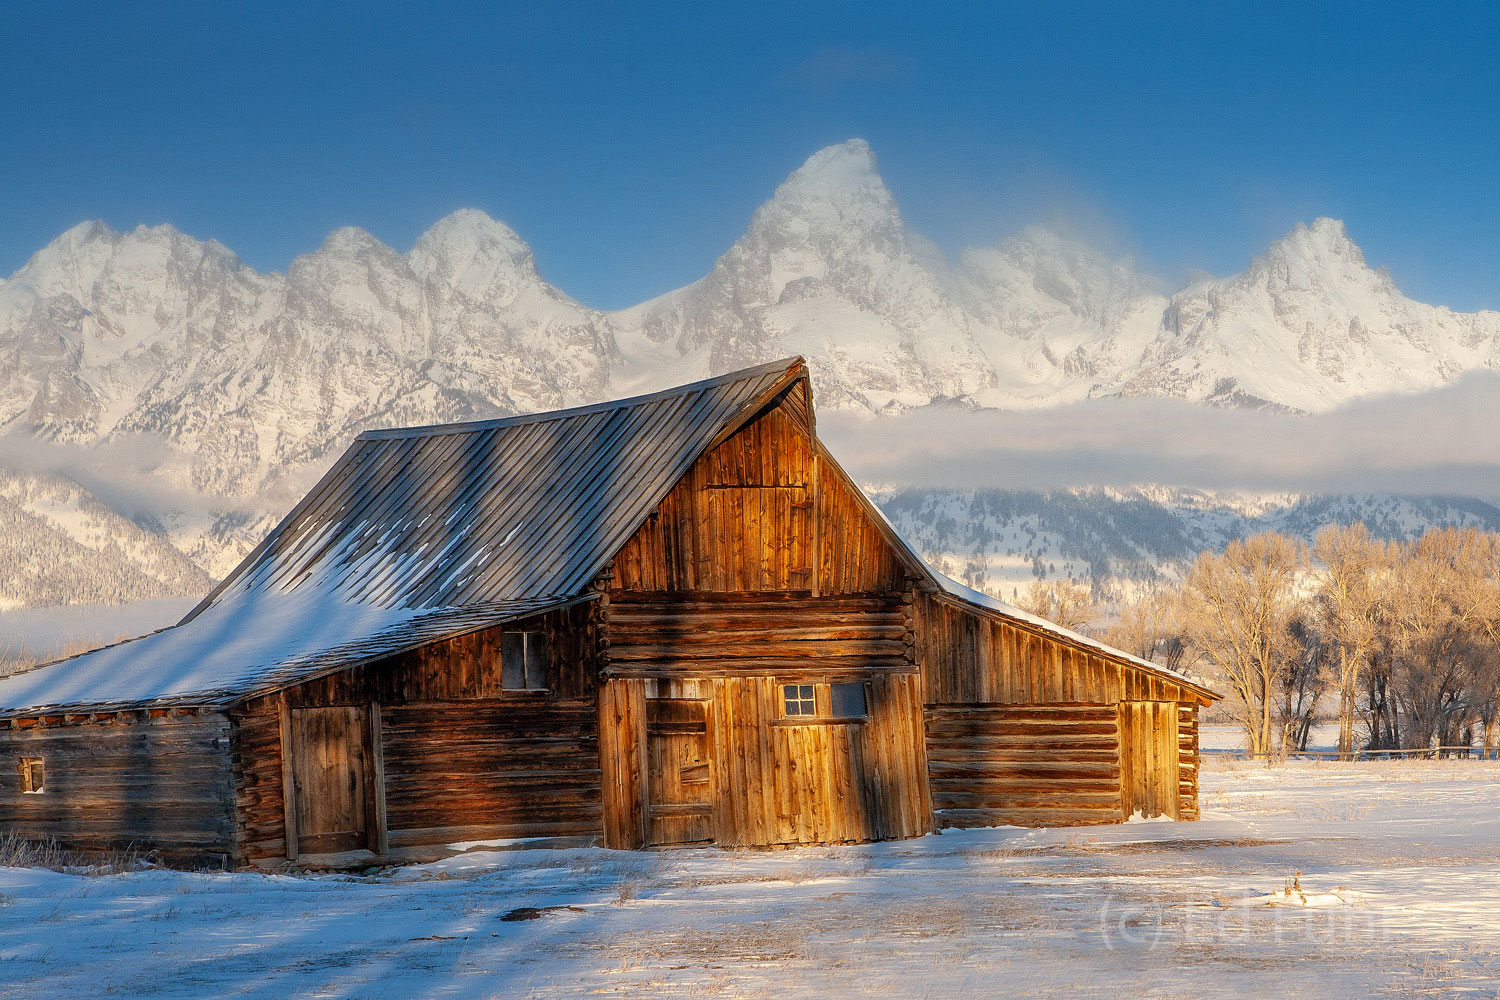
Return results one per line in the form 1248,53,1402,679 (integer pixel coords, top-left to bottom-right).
502,631,549,690
18,757,43,794
831,681,868,718
783,684,816,717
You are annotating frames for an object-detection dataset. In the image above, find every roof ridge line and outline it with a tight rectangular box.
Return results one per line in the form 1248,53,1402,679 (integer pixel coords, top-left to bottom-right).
357,357,807,441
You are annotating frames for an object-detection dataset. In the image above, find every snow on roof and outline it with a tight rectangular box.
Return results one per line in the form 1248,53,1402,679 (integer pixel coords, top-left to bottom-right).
0,359,807,715
930,572,1215,697
0,592,572,716
192,356,806,616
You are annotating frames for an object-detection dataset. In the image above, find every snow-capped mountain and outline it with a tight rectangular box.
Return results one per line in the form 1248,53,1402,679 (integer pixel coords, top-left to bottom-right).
5,137,1500,607
1114,219,1500,410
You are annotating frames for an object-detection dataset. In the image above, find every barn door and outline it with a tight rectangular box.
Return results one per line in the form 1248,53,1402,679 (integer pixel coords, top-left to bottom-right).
1117,702,1180,820
291,706,374,855
645,699,715,846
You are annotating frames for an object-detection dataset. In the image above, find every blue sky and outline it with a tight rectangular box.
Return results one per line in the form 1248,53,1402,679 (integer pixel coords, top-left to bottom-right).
3,2,1498,310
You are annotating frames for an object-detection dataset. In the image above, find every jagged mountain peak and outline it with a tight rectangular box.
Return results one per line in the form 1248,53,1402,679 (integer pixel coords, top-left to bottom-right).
315,225,392,258
408,209,545,295
752,139,901,239
773,138,881,198
11,219,243,289
1257,217,1371,279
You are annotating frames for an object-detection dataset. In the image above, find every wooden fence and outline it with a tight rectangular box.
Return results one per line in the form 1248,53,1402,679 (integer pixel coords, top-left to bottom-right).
1206,746,1500,761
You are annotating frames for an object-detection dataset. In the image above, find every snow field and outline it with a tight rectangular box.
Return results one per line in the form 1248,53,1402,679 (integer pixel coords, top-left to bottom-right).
0,758,1496,998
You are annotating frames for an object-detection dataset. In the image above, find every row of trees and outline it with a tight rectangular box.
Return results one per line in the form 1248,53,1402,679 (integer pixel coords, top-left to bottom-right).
1018,525,1500,758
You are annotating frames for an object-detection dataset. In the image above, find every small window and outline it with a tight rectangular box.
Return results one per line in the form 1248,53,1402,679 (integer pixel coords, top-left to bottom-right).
831,682,868,719
18,758,43,794
783,684,816,717
502,631,548,690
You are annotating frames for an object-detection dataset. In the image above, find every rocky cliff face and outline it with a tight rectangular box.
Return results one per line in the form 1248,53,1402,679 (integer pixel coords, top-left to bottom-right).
4,140,1500,605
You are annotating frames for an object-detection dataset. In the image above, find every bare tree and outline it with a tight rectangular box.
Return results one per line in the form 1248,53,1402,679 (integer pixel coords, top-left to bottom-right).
1017,579,1097,632
1312,523,1384,757
1382,529,1488,751
1102,587,1196,675
1181,532,1307,757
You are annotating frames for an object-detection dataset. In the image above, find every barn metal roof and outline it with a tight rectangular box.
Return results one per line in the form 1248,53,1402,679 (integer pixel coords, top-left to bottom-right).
190,356,805,616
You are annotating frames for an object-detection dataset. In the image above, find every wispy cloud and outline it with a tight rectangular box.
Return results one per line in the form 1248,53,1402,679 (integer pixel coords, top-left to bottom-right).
0,432,307,520
821,373,1500,497
781,46,918,89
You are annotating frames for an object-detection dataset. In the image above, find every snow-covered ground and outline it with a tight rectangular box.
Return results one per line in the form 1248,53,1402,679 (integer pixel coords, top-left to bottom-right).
1,758,1497,998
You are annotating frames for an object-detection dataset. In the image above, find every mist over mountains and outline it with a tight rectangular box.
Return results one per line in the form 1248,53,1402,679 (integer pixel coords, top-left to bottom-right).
4,138,1500,609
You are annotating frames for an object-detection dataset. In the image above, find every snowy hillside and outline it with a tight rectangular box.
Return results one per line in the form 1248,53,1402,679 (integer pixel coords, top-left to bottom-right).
0,469,210,609
877,487,1500,601
5,138,1500,606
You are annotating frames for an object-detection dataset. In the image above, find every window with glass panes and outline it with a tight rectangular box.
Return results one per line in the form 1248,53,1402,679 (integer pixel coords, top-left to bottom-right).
782,684,816,716
830,681,867,718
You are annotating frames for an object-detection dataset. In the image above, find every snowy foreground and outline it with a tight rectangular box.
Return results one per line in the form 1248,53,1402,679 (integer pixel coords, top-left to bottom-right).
1,760,1497,999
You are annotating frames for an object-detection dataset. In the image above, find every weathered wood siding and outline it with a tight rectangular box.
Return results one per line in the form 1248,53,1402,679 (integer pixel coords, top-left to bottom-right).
379,699,601,848
0,713,235,863
610,391,906,596
1178,703,1200,820
925,704,1125,827
1118,701,1181,820
916,595,1209,829
605,591,912,677
915,594,1203,706
232,602,602,862
600,673,930,849
601,389,928,847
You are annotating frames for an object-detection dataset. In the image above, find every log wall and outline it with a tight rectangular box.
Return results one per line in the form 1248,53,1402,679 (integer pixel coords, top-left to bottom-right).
0,713,235,864
379,699,601,848
916,595,1211,830
231,602,602,862
605,591,912,678
925,704,1125,827
1178,703,1200,821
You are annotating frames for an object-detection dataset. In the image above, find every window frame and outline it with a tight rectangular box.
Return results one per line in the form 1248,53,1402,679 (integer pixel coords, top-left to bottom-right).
18,757,44,794
776,680,870,725
501,630,550,692
782,683,817,718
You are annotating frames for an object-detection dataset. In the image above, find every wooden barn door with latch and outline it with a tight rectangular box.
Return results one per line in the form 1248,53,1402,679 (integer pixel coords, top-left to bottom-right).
290,706,374,855
645,698,715,846
1117,701,1180,821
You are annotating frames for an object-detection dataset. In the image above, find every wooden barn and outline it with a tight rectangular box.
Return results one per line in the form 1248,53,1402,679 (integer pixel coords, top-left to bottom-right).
0,358,1217,867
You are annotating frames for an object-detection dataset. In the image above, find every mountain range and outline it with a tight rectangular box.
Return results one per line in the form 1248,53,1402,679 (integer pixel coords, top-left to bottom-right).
3,138,1499,609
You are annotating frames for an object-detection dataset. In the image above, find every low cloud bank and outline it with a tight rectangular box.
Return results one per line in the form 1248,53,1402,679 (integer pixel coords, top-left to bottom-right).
821,372,1500,497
